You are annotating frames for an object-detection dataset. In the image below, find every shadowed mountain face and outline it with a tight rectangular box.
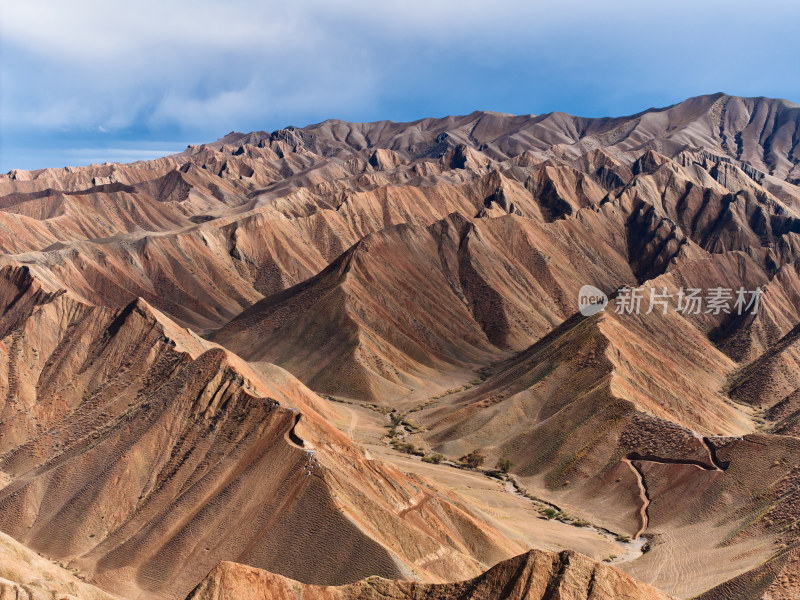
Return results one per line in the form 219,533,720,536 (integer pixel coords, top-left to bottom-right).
0,94,800,600
210,211,635,400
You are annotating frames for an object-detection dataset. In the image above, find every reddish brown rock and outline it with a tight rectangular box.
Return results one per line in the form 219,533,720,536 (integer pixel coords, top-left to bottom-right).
186,549,676,600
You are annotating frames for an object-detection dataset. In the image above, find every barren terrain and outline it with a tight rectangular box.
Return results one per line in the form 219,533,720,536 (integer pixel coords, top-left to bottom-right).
1,93,800,599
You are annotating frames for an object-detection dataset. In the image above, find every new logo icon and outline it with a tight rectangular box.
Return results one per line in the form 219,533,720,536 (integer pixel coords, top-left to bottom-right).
578,285,608,316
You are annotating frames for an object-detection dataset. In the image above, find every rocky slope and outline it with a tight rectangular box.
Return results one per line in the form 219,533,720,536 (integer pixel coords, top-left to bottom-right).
210,209,634,401
185,549,675,600
0,529,118,600
0,266,519,600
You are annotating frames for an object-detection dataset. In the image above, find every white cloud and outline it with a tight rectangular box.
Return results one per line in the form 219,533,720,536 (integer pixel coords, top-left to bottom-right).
2,1,384,134
65,147,186,165
1,0,799,149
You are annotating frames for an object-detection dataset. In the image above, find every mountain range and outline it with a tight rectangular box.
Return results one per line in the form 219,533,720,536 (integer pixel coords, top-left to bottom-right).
1,92,799,599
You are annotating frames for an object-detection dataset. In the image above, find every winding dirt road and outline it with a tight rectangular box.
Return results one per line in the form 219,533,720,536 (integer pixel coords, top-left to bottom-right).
622,443,726,539
623,458,651,539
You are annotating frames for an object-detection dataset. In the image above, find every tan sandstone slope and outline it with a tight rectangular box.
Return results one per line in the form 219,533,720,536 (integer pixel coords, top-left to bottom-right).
0,266,520,600
185,549,675,600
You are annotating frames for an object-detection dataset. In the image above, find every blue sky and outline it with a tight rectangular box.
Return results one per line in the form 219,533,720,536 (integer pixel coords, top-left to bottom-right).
2,0,799,172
